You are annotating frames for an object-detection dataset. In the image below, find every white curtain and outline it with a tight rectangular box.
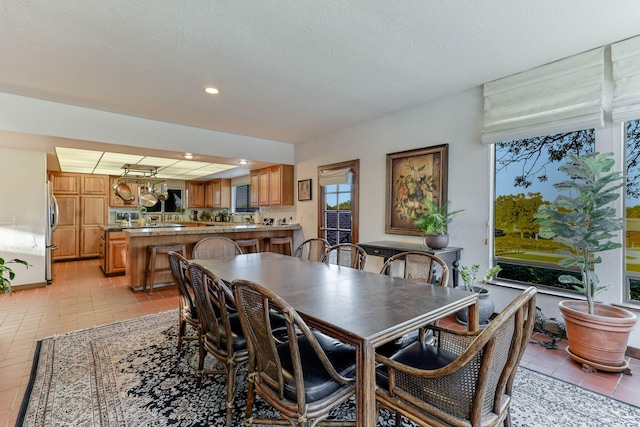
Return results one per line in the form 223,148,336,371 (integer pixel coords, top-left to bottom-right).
481,47,605,144
612,35,640,123
318,168,352,186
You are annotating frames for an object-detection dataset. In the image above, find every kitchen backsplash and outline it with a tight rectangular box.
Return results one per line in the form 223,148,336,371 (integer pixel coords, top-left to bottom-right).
109,206,297,224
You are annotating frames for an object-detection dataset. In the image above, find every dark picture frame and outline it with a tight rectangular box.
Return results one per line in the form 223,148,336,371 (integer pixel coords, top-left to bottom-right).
298,178,312,201
385,144,449,235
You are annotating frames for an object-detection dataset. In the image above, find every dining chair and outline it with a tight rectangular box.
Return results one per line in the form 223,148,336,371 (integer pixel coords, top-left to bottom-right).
293,237,331,262
192,236,242,259
379,251,449,286
321,243,367,270
168,251,199,351
375,286,537,427
188,263,248,425
378,251,450,356
231,278,357,427
234,238,260,254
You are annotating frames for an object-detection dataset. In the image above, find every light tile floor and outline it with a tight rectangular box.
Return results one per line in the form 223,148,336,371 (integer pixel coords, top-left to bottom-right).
1,259,638,426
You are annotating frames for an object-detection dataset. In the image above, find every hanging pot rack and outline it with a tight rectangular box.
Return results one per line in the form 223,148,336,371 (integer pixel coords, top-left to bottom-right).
113,164,167,186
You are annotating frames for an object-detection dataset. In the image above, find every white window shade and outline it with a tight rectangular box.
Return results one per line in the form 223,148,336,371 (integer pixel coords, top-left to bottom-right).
481,47,605,144
319,168,352,186
612,35,640,123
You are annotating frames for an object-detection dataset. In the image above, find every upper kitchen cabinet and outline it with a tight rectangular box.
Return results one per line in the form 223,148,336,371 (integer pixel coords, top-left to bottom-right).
187,181,205,208
50,172,80,194
81,175,108,195
205,178,231,208
250,164,294,206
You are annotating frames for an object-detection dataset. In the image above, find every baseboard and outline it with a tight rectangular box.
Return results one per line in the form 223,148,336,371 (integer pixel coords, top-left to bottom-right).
626,346,640,360
14,281,47,291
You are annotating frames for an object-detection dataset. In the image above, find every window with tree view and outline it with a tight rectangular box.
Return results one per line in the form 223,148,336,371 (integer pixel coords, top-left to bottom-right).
626,119,640,303
494,129,595,292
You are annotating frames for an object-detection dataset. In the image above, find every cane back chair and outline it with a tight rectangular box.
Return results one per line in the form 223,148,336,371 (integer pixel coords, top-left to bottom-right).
188,262,248,425
294,237,331,262
321,243,367,270
168,251,199,350
378,251,450,356
232,278,357,427
192,236,242,259
375,286,537,427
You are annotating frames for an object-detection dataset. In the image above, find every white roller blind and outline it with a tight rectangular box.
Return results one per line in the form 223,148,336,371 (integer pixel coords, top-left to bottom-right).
481,47,605,144
319,168,352,186
612,35,640,123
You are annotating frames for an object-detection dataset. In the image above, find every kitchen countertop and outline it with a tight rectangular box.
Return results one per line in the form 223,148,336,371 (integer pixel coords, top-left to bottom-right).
117,223,301,236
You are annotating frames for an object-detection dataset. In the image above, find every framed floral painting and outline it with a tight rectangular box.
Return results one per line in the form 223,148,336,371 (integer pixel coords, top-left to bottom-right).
385,144,449,235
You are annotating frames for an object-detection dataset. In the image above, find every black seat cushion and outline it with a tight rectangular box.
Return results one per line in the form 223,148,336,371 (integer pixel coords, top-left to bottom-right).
376,341,457,389
376,328,435,358
277,331,356,403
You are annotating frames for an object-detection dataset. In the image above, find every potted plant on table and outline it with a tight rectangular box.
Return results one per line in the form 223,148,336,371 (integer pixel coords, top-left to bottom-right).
413,200,463,249
0,257,30,295
456,264,502,327
534,151,637,371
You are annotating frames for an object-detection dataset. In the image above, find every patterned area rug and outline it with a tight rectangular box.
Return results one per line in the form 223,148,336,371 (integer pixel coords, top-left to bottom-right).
17,310,640,427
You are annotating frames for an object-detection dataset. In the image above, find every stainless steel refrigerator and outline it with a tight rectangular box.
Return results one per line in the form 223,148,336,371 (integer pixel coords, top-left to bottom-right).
46,181,59,284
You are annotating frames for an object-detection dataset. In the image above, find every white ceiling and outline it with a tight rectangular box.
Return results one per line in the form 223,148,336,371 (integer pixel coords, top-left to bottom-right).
1,1,640,156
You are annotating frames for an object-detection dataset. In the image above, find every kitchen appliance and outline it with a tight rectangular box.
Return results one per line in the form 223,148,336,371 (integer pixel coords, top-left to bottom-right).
45,181,59,284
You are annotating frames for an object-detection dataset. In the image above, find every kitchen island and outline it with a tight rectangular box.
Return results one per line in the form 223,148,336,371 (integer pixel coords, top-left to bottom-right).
122,224,302,291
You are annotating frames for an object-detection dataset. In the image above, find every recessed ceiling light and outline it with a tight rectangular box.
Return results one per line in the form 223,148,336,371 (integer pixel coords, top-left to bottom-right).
239,159,248,165
204,87,219,95
184,153,194,159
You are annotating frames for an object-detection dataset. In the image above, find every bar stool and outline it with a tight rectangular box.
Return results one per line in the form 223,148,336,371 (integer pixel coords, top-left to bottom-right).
144,243,186,294
235,238,260,254
266,237,293,256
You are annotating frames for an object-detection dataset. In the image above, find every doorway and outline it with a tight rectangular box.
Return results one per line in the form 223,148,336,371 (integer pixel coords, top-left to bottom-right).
317,159,359,244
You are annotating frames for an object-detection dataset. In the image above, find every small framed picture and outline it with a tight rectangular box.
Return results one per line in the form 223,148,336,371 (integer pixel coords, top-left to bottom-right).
298,179,312,201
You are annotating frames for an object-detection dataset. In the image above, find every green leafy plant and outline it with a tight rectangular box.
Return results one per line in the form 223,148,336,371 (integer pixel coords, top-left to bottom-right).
413,200,464,235
533,152,624,315
0,257,30,295
459,264,502,293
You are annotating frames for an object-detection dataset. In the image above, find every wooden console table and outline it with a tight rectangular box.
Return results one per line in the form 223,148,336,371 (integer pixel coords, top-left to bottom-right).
358,241,462,288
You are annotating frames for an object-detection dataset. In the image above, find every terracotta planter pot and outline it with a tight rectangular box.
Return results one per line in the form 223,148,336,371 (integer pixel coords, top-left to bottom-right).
559,300,637,369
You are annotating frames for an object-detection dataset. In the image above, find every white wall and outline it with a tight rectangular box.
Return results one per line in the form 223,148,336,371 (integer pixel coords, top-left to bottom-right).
294,87,639,348
0,147,47,287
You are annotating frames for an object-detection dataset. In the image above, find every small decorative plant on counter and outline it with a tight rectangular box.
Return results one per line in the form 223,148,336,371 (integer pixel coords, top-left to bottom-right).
413,200,464,249
0,257,30,295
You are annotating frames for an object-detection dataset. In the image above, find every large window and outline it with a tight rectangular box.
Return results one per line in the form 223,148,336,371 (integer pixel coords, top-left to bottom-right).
318,160,359,245
494,129,595,291
626,119,640,303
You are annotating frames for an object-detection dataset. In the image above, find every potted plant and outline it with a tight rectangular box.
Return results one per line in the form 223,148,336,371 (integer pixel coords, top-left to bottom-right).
413,200,463,249
534,151,637,371
456,264,502,327
0,257,30,295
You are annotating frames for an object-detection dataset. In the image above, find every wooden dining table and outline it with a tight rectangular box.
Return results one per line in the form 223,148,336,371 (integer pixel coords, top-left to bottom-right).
194,252,479,427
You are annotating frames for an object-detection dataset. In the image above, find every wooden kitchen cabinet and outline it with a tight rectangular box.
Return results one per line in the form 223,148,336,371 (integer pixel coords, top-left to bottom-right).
205,178,231,208
80,195,107,257
187,182,205,208
250,164,294,206
101,231,127,276
81,175,108,194
52,195,79,260
50,171,108,261
250,171,260,206
50,172,80,194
